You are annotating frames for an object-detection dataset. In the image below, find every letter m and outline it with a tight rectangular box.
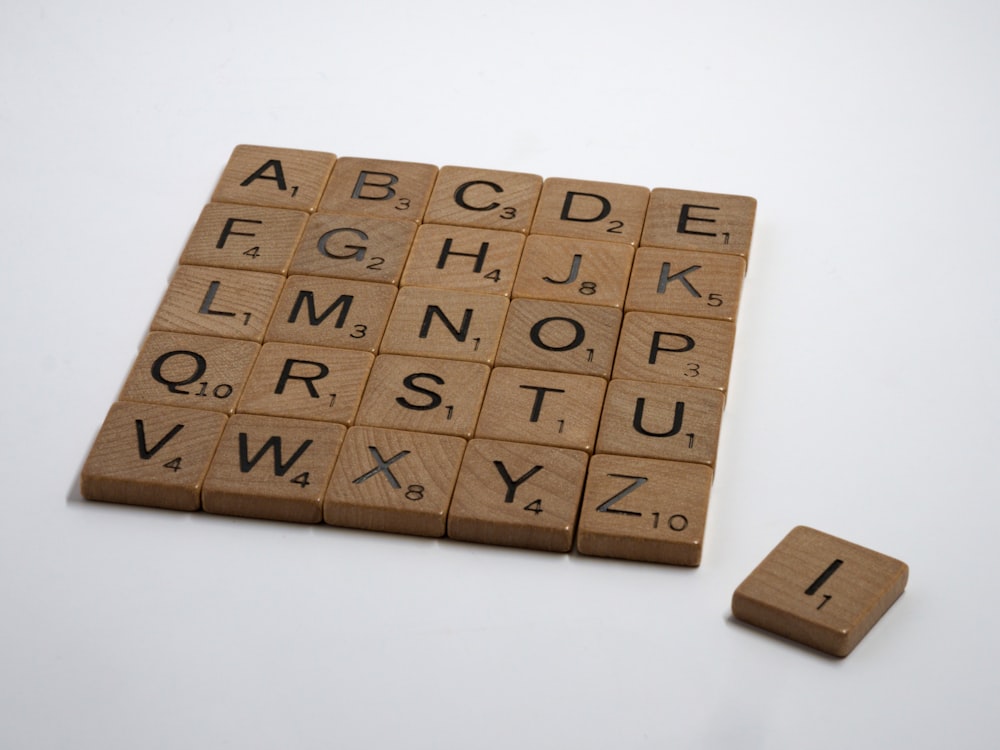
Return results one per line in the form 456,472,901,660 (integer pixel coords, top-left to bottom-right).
287,291,353,327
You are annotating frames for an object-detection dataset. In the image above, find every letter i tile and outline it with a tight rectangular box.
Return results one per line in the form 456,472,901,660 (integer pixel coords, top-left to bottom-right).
732,526,908,656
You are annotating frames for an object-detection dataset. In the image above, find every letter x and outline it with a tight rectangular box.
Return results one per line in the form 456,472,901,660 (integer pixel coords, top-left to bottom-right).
352,446,411,489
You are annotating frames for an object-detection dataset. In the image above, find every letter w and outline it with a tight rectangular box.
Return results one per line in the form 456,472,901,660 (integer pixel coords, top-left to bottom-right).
238,433,313,476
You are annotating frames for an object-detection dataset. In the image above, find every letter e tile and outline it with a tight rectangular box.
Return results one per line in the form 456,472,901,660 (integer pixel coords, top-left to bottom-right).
448,438,589,552
732,526,909,656
576,454,713,566
641,188,756,264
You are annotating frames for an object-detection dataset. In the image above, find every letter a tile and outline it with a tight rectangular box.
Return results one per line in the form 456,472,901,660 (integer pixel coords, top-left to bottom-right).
212,145,336,212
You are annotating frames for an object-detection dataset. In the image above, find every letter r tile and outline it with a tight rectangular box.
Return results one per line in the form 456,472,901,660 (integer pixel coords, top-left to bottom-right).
237,342,374,425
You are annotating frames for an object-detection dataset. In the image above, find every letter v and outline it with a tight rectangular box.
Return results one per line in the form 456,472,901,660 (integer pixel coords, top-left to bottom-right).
134,419,184,460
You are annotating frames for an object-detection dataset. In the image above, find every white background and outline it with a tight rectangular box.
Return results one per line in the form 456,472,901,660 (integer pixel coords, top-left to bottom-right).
2,2,998,747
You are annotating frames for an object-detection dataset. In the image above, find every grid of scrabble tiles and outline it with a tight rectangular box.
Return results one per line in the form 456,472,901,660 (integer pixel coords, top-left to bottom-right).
81,145,755,566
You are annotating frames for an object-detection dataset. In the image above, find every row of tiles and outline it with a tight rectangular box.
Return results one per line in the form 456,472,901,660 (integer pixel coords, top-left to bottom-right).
83,401,715,566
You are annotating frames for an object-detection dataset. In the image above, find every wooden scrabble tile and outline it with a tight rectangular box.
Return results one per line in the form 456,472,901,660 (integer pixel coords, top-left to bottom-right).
287,212,417,285
624,246,746,322
612,311,736,391
596,379,724,466
355,354,490,438
379,287,509,364
237,342,374,425
530,177,649,246
475,367,607,452
323,425,466,537
264,275,396,353
178,202,309,274
211,145,336,213
201,414,346,524
732,526,909,657
317,157,438,222
641,188,756,263
494,298,622,379
81,401,228,512
447,439,589,552
150,265,284,342
511,234,634,308
423,166,542,233
119,332,260,414
400,224,525,296
576,454,713,566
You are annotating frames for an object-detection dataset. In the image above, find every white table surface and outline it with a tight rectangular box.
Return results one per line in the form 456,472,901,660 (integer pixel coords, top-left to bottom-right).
3,2,998,747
